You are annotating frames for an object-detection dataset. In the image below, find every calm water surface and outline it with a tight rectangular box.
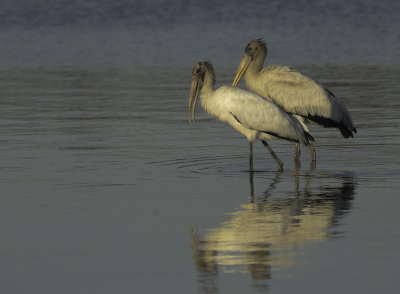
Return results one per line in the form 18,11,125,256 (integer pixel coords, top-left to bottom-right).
1,0,400,293
1,65,399,293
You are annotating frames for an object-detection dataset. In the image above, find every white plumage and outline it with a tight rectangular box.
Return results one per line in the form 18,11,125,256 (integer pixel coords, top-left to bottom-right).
232,39,357,161
188,61,313,171
204,86,308,144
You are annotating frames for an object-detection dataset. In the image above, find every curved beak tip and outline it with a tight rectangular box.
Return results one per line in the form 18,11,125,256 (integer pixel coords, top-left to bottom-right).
188,77,201,125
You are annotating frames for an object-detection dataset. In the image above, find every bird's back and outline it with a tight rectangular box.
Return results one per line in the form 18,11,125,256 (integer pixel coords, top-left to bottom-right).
246,65,356,137
212,86,309,144
250,66,330,115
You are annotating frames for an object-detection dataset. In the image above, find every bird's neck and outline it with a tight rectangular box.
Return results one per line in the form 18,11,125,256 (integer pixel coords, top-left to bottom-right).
200,72,215,100
246,53,265,77
199,72,217,118
244,54,268,98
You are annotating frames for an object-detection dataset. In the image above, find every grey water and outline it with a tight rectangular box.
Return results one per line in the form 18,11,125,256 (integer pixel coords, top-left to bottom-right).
1,1,400,293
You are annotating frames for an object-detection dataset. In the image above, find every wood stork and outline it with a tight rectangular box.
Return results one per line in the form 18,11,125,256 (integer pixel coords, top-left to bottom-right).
188,61,314,171
232,39,357,161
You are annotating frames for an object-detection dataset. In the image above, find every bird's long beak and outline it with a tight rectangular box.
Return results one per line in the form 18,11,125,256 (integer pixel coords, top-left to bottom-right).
232,54,251,87
188,75,203,123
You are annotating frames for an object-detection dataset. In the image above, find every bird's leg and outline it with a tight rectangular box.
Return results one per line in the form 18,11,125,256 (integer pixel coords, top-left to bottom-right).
261,140,283,171
309,159,316,170
249,170,254,202
295,143,301,169
249,142,254,172
295,143,301,158
308,140,316,162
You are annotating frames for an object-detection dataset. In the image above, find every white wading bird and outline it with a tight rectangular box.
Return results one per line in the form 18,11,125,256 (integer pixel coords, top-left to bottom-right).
232,39,357,161
188,61,314,171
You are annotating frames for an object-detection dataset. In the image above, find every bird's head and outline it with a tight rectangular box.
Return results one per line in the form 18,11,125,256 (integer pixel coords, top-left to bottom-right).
232,38,267,86
188,61,214,123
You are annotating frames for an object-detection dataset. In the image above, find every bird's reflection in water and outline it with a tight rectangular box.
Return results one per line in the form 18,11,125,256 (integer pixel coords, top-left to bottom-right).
190,170,356,293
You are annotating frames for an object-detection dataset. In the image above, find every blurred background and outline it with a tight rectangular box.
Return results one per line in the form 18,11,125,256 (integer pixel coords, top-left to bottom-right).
1,1,399,294
0,0,399,69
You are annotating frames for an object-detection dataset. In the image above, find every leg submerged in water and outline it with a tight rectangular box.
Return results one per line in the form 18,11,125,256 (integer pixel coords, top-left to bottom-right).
295,143,301,159
295,143,301,169
309,140,316,162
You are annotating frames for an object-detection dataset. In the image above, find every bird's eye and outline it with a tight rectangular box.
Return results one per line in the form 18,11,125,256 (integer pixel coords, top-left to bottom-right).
245,46,252,54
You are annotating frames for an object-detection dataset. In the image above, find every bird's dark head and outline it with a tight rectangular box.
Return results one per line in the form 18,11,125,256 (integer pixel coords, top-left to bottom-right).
245,38,267,61
192,61,214,77
232,38,267,86
188,61,215,123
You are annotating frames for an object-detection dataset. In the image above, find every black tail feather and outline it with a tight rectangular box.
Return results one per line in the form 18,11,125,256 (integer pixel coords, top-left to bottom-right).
340,127,354,139
306,114,356,139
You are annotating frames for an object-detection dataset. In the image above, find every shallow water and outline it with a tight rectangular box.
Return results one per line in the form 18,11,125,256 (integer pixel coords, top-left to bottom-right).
1,64,399,293
1,0,400,293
